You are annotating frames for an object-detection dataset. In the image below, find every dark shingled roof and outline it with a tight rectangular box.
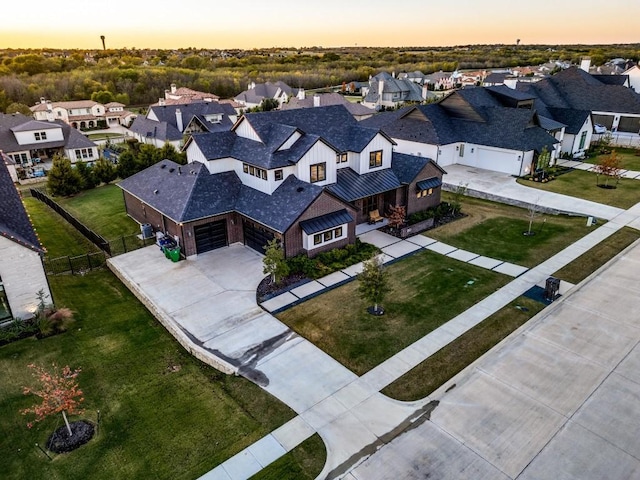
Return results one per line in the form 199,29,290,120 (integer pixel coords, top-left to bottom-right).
327,167,401,202
517,67,640,115
129,115,183,142
391,151,446,184
299,209,354,235
0,159,42,252
118,161,327,233
0,114,96,154
592,74,629,86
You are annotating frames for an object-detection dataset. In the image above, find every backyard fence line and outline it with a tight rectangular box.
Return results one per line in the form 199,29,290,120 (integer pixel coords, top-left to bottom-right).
29,188,158,275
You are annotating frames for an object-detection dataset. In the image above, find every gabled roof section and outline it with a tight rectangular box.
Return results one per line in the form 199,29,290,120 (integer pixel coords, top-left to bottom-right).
281,93,375,117
0,159,42,252
129,116,182,142
0,115,96,153
391,152,446,184
235,175,324,233
11,120,60,132
118,160,241,223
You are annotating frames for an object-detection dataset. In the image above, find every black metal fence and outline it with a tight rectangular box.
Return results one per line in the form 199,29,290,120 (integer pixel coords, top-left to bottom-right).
29,189,159,275
30,188,111,255
44,252,108,275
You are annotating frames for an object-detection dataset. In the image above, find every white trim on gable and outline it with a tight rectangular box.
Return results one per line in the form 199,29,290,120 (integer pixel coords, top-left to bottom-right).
234,117,261,142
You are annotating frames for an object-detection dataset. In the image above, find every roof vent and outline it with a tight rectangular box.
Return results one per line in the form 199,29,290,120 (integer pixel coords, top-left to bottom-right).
160,164,167,169
297,187,304,192
154,189,159,194
169,168,175,173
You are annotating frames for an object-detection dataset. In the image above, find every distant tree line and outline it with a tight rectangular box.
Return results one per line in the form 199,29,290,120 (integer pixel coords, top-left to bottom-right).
1,44,638,112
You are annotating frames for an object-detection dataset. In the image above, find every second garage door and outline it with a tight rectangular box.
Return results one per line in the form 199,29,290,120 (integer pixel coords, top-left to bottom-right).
243,220,275,254
194,220,228,254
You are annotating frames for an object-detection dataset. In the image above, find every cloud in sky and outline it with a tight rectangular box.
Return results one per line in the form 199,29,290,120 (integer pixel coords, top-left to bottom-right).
2,0,638,49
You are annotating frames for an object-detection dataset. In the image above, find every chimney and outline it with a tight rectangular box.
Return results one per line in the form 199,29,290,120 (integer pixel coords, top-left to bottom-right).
159,98,166,106
175,108,183,132
46,101,52,111
297,88,305,100
40,97,46,105
249,81,256,90
580,57,591,73
378,79,384,105
170,83,177,94
313,95,321,107
46,108,54,122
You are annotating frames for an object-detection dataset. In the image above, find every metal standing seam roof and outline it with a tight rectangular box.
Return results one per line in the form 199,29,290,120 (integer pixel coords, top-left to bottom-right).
327,168,402,202
299,209,354,234
416,177,442,191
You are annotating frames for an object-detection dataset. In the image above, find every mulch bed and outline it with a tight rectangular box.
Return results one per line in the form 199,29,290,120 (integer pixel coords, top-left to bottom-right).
257,273,309,304
46,420,95,453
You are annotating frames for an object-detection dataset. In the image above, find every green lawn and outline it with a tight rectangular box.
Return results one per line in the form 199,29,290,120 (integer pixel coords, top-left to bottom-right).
584,147,640,171
0,270,298,480
516,169,640,209
382,296,546,401
553,227,640,284
250,434,326,480
23,197,97,258
430,195,595,267
54,184,139,239
277,251,510,375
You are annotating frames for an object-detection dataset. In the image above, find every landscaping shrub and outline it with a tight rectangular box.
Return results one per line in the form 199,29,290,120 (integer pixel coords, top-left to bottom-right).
286,239,379,279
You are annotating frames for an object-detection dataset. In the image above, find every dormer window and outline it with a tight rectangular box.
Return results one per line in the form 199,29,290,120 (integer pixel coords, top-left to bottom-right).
34,131,47,141
369,150,382,168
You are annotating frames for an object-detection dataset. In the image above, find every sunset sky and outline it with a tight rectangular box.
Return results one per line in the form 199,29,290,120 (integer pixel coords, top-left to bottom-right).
2,0,638,50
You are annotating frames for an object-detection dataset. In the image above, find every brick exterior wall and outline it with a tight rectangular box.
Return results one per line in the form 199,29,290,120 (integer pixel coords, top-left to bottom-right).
406,162,444,215
181,213,241,257
284,192,357,258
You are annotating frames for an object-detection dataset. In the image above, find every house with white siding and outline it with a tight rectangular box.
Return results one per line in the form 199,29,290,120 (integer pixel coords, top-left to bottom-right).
118,105,445,258
31,98,135,130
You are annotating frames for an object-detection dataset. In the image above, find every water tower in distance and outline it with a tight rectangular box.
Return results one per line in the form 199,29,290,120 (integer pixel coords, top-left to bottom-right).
100,35,106,50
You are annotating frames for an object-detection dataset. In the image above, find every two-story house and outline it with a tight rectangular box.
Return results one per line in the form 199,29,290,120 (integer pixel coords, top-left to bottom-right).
31,99,135,130
0,113,99,180
234,81,301,109
362,73,432,110
118,105,445,258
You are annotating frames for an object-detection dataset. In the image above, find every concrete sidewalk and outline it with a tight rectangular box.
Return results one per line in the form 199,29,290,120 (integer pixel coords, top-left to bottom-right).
557,158,640,179
443,164,624,220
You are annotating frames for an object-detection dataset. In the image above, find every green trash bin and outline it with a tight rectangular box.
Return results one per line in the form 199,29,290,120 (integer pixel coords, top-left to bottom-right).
162,246,171,259
168,247,181,262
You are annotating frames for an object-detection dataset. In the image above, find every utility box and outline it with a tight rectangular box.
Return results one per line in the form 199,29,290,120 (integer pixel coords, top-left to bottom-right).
544,277,561,302
141,223,153,239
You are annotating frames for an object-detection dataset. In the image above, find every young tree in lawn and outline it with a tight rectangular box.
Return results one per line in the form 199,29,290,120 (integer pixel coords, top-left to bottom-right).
358,255,389,315
263,239,289,284
47,155,83,197
525,199,541,236
594,149,622,188
21,363,85,437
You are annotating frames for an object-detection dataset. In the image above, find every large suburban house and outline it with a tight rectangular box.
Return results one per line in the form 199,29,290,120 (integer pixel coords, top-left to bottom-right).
281,92,375,121
128,102,238,149
234,81,301,109
31,99,135,130
158,83,220,105
362,72,434,110
517,66,640,142
0,113,99,181
118,105,445,258
362,87,559,176
0,158,50,321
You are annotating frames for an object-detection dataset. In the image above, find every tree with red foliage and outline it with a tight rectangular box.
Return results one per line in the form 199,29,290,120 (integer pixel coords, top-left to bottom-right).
21,363,85,436
387,205,406,231
594,150,622,188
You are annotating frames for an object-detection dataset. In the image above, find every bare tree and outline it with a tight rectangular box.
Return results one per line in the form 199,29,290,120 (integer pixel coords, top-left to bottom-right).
525,199,541,236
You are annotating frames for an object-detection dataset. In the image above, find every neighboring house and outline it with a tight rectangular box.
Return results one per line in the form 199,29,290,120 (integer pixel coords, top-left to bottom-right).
424,71,455,91
517,66,640,142
234,81,301,109
152,83,221,106
362,72,434,110
128,102,237,149
281,92,375,121
624,65,640,93
0,158,50,321
0,113,99,180
31,99,135,130
482,72,509,87
119,105,444,258
398,71,428,85
362,87,558,176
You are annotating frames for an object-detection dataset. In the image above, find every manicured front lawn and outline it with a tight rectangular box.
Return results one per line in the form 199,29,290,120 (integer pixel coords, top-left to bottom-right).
584,147,640,171
54,184,139,239
277,251,510,375
382,296,546,401
0,270,297,480
23,197,97,258
553,226,640,284
430,195,595,267
516,169,640,209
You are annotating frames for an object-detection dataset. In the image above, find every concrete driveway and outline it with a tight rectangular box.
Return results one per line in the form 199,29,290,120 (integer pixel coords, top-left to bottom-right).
443,164,624,220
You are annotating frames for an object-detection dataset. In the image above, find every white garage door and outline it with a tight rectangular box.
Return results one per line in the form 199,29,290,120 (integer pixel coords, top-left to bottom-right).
476,148,520,175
